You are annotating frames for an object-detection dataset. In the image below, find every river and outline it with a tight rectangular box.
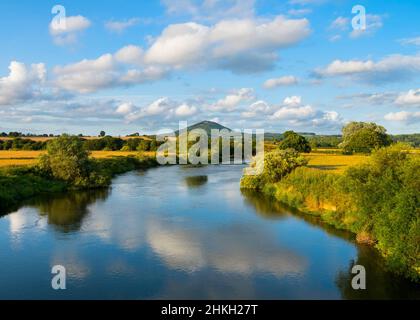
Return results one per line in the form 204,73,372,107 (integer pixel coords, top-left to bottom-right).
0,165,419,299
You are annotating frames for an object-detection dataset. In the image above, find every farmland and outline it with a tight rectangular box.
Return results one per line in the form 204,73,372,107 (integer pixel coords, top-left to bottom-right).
0,149,370,173
0,150,155,167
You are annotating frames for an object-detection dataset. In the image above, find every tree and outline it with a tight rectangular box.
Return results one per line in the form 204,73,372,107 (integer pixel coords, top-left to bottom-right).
278,131,312,153
137,139,151,152
340,122,391,154
344,144,420,280
241,149,308,190
99,131,106,137
39,135,91,184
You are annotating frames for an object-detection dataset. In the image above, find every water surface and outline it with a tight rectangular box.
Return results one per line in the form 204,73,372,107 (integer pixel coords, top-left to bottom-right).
0,165,419,299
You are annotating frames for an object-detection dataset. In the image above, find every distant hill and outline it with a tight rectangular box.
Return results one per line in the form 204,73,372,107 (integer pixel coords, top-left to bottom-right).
176,121,232,136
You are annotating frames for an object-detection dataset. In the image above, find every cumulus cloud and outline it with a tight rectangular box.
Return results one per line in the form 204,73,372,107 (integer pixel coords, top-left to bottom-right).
175,103,197,117
314,54,420,83
385,111,420,124
105,18,140,33
144,16,311,73
239,95,343,130
0,61,46,106
395,89,420,107
241,100,271,118
263,76,298,89
53,48,168,93
122,97,198,122
209,88,255,111
114,45,144,65
116,102,135,114
271,104,315,120
49,15,91,45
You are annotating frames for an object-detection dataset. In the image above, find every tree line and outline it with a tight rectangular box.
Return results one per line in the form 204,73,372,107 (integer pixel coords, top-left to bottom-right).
0,136,162,152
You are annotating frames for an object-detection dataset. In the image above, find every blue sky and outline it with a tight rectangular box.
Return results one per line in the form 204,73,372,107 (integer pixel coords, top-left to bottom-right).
0,0,419,135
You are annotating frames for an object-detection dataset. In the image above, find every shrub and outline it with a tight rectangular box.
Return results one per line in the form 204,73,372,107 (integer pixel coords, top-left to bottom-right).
240,149,308,190
278,131,312,153
38,135,93,186
344,144,420,280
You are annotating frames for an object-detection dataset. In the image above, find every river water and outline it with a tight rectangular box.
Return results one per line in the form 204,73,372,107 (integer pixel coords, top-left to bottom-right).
0,165,419,299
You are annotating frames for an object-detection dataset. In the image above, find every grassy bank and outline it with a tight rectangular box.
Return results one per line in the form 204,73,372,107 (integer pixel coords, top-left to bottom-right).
242,145,420,282
0,155,157,214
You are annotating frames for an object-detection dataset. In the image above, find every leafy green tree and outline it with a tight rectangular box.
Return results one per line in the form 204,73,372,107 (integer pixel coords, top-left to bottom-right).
137,139,151,152
241,149,308,190
39,135,91,185
340,122,391,154
278,131,312,153
344,144,420,280
99,131,106,137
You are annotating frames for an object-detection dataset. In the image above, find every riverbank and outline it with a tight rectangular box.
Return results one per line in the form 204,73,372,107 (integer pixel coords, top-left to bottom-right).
242,145,420,282
0,155,158,214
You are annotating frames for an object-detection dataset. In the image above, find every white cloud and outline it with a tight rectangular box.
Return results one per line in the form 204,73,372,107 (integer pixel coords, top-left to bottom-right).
49,15,91,45
272,104,315,120
116,102,134,114
144,16,311,73
241,100,271,118
316,59,375,76
385,111,420,124
210,88,255,111
175,103,197,117
395,89,420,107
314,54,420,83
0,61,46,106
330,17,349,31
312,110,342,127
248,96,345,130
123,98,199,122
283,96,302,106
114,45,144,65
399,36,420,46
53,49,167,94
350,14,383,39
105,18,140,33
263,76,298,89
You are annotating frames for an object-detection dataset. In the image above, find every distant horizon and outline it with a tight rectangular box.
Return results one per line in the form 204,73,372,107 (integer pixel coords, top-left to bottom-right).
1,119,419,137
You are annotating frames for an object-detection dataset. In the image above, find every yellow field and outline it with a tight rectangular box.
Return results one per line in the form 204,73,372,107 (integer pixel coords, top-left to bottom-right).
303,154,369,173
0,150,155,167
0,150,415,173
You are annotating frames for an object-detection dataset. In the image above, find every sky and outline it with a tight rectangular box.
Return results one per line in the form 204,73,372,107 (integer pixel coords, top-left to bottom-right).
0,0,419,135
